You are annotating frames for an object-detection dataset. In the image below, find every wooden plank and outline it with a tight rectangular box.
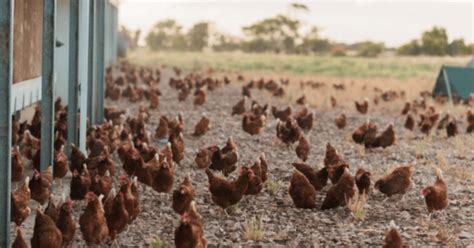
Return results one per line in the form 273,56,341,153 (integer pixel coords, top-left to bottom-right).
67,0,79,154
94,0,106,124
13,0,43,84
40,0,56,170
0,0,13,245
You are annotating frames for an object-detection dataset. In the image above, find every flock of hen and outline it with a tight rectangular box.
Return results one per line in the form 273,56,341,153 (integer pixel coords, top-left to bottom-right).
8,61,474,247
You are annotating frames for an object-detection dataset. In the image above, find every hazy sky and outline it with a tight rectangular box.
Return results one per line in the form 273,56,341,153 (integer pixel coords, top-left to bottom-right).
119,0,474,47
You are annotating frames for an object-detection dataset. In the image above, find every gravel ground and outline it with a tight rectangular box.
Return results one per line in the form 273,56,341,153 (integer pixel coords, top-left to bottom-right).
13,68,474,247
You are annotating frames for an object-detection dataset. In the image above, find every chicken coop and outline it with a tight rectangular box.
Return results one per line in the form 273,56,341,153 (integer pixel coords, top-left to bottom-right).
432,65,474,103
0,0,119,245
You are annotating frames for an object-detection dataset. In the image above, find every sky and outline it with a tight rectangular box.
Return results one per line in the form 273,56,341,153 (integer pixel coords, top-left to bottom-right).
119,0,474,47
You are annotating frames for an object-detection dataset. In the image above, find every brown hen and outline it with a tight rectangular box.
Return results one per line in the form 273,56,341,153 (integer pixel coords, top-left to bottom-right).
79,192,109,246
292,163,328,191
174,201,207,248
31,209,62,248
205,167,253,211
374,165,413,197
295,135,310,162
335,113,346,129
421,168,448,212
11,177,31,226
172,175,196,215
289,170,317,209
194,115,210,136
321,168,356,210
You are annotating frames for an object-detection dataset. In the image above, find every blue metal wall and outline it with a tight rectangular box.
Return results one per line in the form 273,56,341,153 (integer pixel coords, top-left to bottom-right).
0,0,119,245
55,0,70,102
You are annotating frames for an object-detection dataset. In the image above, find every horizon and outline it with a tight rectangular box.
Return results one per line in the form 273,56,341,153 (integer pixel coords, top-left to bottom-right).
119,0,474,47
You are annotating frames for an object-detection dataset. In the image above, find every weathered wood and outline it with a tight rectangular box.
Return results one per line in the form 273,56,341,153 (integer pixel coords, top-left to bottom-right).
13,0,43,84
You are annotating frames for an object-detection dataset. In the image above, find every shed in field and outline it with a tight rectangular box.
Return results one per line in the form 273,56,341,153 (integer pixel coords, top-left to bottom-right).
432,65,474,102
467,56,474,68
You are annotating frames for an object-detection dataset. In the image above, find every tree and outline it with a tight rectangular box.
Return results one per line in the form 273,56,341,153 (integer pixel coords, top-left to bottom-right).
212,34,241,52
331,45,346,57
187,22,209,51
241,38,272,53
447,38,470,56
145,19,186,51
421,26,448,56
357,41,385,57
119,26,141,51
290,3,309,12
299,26,332,54
397,40,422,56
242,15,300,53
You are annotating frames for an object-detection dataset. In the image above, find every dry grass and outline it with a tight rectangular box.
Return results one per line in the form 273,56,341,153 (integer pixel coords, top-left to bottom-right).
213,171,227,180
414,139,430,159
265,178,282,196
242,216,265,241
150,236,166,248
347,191,368,221
419,216,459,246
436,150,474,186
356,145,366,159
453,136,472,159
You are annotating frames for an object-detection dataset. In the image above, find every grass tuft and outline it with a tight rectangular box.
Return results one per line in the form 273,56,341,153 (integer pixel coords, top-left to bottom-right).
214,171,227,180
266,179,281,196
243,216,265,241
414,139,430,159
453,136,468,159
150,236,166,248
347,191,368,221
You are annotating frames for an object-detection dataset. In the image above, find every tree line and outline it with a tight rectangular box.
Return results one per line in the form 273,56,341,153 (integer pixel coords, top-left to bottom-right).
141,4,473,57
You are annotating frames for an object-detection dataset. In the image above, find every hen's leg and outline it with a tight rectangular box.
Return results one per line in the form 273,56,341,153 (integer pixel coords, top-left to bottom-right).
219,208,229,218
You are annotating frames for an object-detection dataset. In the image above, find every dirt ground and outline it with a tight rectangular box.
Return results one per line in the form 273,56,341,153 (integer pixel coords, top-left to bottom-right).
13,68,474,247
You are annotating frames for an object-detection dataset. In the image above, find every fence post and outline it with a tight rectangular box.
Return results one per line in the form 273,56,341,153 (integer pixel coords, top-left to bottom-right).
95,0,106,124
40,0,56,171
79,0,91,154
67,0,79,155
0,0,13,245
87,0,95,123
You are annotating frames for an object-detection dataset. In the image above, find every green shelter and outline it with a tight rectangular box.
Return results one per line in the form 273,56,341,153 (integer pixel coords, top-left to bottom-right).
467,57,474,68
432,65,474,101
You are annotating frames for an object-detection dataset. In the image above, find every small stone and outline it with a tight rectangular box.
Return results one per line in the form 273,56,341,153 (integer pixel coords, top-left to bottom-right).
459,231,473,239
400,211,410,219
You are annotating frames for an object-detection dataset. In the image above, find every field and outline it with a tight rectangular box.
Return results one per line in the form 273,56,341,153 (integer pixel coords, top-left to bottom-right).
128,49,469,81
12,51,474,247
